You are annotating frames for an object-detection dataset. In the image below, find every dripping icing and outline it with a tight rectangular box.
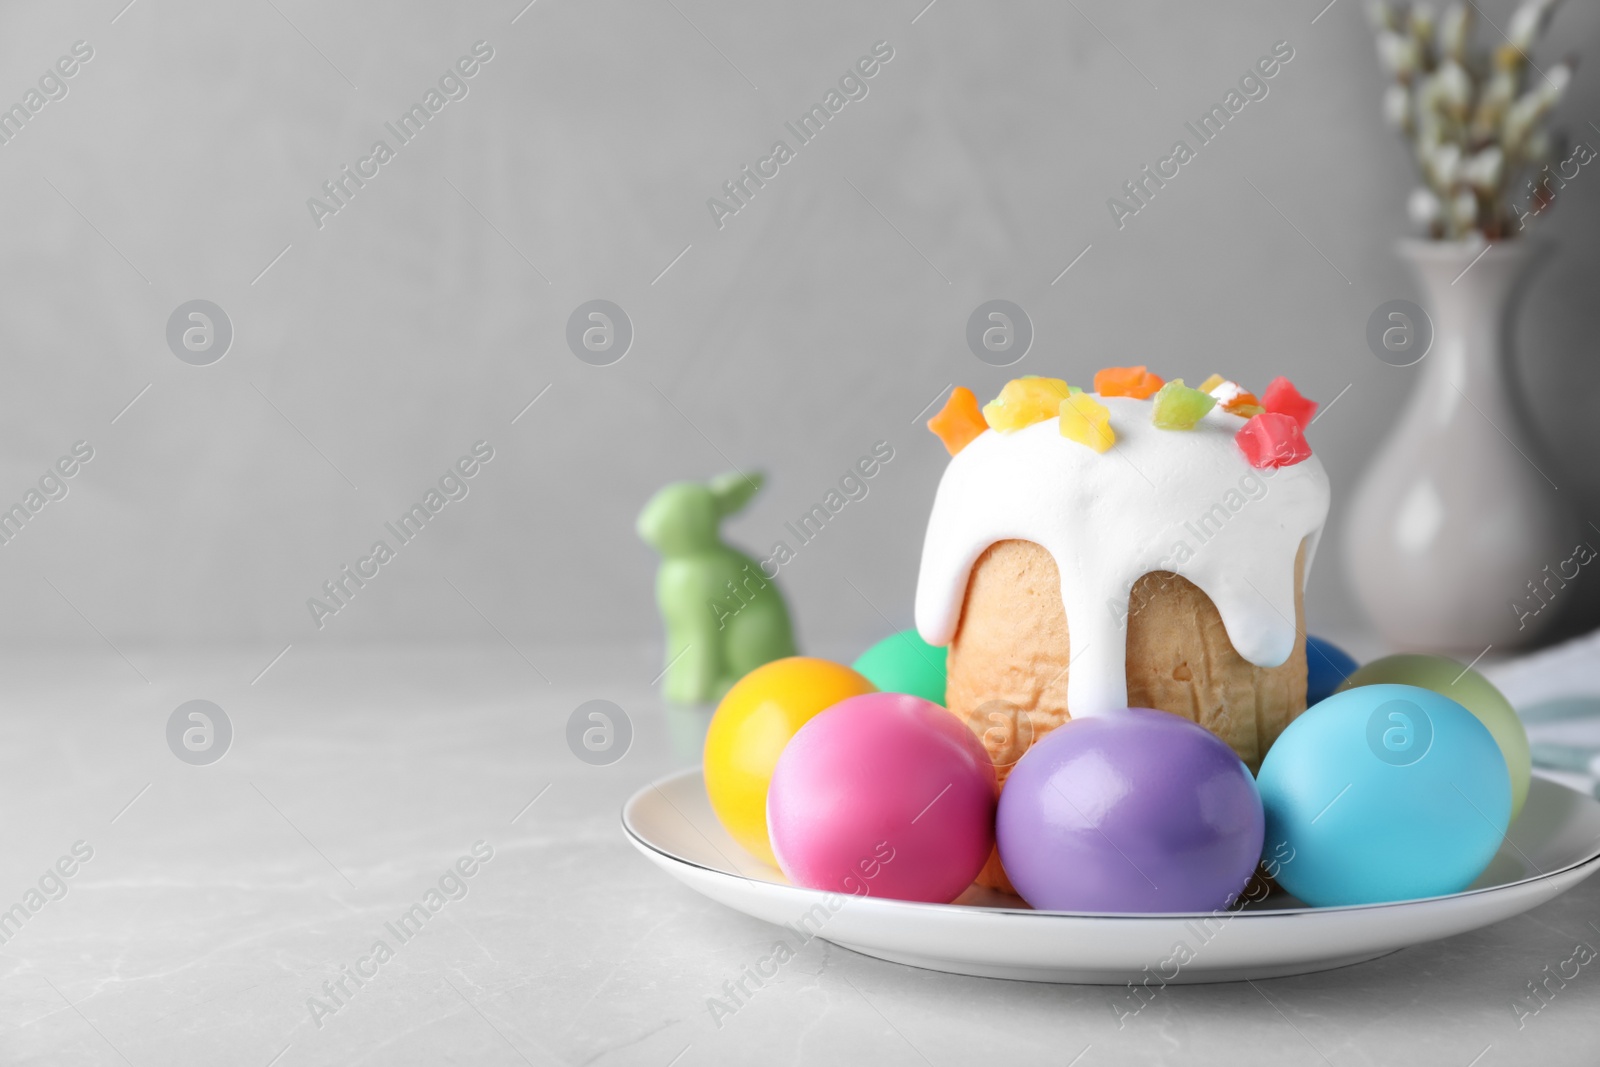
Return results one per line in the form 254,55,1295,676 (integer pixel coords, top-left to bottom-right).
914,395,1330,717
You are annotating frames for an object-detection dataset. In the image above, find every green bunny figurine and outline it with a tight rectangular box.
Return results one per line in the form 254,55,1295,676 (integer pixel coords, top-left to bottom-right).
637,471,797,705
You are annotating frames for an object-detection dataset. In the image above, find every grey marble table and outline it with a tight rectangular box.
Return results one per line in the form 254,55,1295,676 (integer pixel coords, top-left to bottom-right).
0,644,1596,1066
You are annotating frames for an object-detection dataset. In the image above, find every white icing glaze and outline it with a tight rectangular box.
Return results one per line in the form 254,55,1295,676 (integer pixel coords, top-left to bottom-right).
1207,379,1247,405
914,395,1330,717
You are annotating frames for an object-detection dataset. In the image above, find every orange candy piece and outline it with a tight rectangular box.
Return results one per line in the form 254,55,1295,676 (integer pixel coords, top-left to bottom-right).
927,387,988,456
1094,366,1165,399
1201,374,1264,416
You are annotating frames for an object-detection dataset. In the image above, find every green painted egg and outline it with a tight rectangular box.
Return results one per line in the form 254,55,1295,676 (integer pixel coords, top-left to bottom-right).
1338,653,1531,820
852,630,948,705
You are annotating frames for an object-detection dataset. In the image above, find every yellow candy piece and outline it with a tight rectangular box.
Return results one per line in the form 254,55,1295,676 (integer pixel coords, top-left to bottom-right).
983,377,1072,432
1198,373,1226,393
1059,394,1115,453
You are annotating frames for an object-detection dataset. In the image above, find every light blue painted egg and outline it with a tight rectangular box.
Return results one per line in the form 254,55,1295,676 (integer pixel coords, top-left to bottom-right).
1256,683,1510,907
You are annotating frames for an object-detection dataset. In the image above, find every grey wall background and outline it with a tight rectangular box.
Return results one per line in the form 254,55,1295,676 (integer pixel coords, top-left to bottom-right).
1,0,1597,665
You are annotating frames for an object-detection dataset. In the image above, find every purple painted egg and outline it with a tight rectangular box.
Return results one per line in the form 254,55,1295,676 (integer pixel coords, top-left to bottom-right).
997,707,1264,913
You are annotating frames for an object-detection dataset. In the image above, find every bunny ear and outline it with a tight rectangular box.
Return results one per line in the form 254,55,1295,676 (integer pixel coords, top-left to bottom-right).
709,470,764,517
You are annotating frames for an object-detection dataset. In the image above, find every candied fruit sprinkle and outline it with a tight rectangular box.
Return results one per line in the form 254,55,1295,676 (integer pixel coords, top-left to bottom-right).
1236,412,1312,469
1059,394,1115,453
1197,373,1227,393
1205,377,1263,417
983,377,1072,432
1150,379,1217,430
927,386,988,456
1261,377,1318,430
1094,365,1165,399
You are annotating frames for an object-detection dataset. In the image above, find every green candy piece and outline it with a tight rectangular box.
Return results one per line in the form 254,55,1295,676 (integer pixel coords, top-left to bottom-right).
852,630,948,704
638,471,797,706
1150,378,1218,430
1338,653,1532,821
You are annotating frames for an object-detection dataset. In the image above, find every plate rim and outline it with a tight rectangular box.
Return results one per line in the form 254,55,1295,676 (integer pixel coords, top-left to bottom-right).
622,766,1600,921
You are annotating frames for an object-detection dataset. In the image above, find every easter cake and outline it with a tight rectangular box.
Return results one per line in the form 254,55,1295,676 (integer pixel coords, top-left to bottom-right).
917,370,1330,892
689,366,1528,913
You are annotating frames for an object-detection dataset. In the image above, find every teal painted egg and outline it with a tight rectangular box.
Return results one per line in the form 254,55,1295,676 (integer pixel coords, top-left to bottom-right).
1256,684,1510,907
852,630,947,705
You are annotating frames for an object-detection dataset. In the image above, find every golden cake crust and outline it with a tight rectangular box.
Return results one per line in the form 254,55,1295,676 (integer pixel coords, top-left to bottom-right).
945,538,1308,894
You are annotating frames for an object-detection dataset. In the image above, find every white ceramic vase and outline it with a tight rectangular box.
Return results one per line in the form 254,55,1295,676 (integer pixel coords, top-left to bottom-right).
1344,238,1574,652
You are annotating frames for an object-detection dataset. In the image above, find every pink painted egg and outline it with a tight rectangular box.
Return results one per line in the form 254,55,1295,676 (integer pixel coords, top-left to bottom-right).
766,692,996,903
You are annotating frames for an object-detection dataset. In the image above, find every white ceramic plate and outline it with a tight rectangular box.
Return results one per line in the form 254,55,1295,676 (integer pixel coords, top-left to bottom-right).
623,768,1600,984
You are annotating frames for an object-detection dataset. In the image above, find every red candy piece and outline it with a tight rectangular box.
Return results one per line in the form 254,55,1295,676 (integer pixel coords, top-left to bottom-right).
1261,377,1317,430
1236,413,1312,469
